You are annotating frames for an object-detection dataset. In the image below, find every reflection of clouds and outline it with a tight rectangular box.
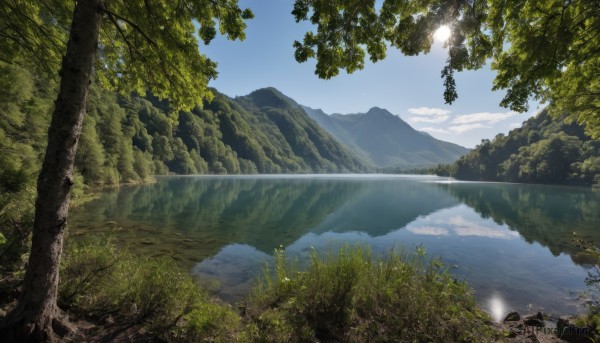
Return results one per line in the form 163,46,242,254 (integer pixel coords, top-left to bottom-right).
407,226,449,236
447,216,519,239
407,215,518,239
192,244,270,302
447,216,472,227
453,226,516,238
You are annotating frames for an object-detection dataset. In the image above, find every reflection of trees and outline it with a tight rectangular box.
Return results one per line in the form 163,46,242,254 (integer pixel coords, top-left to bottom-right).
69,177,462,268
69,177,363,257
441,183,600,263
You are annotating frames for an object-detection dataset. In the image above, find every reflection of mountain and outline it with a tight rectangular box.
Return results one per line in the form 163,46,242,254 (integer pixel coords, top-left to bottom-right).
69,177,363,261
311,181,460,236
441,182,600,264
69,176,462,267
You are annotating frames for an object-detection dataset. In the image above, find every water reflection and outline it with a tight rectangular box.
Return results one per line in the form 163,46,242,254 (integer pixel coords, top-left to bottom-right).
407,214,520,239
70,175,457,262
488,294,507,322
71,176,367,264
439,182,600,263
69,175,600,316
191,244,269,302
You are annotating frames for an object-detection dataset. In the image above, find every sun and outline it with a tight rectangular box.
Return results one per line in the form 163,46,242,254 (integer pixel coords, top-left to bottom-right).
433,25,452,43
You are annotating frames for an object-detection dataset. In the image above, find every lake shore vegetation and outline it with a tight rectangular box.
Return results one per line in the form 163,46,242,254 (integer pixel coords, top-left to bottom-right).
1,238,497,342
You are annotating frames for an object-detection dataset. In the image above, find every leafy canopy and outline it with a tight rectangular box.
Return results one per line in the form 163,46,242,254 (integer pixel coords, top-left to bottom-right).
0,0,253,110
292,0,600,137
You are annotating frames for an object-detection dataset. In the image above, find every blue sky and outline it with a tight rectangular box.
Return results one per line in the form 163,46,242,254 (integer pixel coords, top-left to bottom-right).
202,0,541,148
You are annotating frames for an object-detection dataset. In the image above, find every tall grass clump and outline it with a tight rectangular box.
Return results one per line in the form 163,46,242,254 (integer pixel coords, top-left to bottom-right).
571,235,600,338
59,237,244,342
247,245,495,343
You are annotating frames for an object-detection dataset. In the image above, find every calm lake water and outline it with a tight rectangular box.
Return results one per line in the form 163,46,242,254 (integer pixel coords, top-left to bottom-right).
69,175,600,321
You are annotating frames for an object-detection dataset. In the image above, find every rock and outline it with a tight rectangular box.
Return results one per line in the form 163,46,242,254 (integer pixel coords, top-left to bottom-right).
504,311,521,322
536,311,544,321
557,317,570,328
524,317,544,327
556,320,592,343
507,323,525,335
238,304,247,316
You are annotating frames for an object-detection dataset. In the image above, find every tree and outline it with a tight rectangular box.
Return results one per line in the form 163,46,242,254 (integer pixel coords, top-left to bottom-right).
293,0,600,137
437,109,600,186
74,116,106,184
0,0,252,341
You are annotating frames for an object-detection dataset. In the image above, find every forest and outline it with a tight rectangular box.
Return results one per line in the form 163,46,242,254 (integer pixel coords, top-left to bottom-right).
432,110,600,187
0,63,366,195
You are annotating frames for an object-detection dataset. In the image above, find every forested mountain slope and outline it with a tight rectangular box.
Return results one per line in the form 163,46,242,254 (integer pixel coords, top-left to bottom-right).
234,88,366,173
0,63,366,198
303,106,469,169
433,110,600,186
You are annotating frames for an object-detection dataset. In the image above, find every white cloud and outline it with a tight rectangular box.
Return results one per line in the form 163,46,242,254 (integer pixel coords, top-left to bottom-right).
452,111,518,125
448,123,491,134
410,115,450,124
509,122,521,129
408,107,451,116
421,127,450,134
415,110,527,137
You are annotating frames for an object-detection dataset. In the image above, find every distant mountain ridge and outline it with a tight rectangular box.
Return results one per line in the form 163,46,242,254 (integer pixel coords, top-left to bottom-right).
303,106,469,169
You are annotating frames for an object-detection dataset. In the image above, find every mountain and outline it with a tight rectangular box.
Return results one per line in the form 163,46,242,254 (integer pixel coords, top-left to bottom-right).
232,88,367,173
115,86,368,179
303,106,469,169
433,110,600,186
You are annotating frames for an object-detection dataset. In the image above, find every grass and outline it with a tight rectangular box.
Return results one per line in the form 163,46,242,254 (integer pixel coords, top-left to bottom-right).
246,245,494,342
59,236,245,342
57,239,496,342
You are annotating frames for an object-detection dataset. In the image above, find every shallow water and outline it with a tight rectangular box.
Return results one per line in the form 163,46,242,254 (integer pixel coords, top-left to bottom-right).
69,175,600,320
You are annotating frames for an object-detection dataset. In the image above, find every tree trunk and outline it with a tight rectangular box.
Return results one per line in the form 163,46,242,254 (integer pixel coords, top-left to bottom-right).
1,0,103,341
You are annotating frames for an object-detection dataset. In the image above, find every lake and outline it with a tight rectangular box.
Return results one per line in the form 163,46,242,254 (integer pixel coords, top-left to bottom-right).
69,175,600,321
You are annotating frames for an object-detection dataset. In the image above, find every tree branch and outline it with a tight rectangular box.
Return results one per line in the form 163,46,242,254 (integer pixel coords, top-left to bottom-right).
101,7,159,49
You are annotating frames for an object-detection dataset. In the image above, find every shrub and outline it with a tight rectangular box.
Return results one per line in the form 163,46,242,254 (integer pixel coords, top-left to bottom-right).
59,236,117,308
59,237,244,341
0,184,35,272
247,245,495,343
177,300,244,342
60,239,497,342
